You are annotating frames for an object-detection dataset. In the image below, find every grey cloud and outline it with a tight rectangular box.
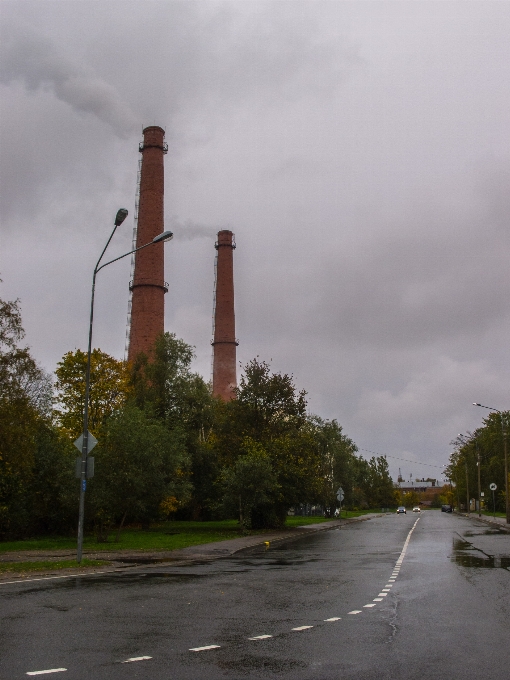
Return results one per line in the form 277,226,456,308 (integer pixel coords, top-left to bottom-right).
0,24,137,137
1,1,509,482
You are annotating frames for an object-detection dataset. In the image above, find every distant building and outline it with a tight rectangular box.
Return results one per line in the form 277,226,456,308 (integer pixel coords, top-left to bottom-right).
394,479,438,492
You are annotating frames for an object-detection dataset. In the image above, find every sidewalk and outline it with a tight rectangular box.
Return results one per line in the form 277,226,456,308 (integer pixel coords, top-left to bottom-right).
458,512,510,532
0,514,382,581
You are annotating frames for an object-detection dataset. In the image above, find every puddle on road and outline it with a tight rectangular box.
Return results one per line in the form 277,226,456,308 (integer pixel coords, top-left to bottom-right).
451,537,510,570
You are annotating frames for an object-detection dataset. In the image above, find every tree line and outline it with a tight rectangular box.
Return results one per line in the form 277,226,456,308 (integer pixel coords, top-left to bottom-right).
446,414,509,513
1,291,396,540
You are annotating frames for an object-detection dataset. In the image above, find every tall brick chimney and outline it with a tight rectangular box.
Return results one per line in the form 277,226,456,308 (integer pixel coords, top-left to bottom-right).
128,126,168,362
212,230,237,400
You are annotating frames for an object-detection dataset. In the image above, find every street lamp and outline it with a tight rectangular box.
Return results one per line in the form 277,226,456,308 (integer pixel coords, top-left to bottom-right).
473,403,509,525
76,211,173,563
457,434,471,515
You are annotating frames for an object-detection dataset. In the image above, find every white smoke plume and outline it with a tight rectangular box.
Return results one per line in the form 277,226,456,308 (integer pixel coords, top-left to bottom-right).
170,219,228,241
0,24,137,138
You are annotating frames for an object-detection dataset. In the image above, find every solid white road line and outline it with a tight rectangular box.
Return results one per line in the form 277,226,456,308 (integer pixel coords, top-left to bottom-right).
324,617,341,621
3,572,111,587
26,671,67,676
189,645,221,652
292,626,313,631
248,635,272,640
121,656,152,663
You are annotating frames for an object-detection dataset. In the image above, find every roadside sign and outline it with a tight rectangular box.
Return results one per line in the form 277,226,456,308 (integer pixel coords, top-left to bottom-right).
480,492,484,497
490,483,497,491
336,487,344,502
74,431,98,454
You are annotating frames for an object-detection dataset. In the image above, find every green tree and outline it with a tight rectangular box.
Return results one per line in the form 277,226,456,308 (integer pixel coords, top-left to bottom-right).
0,291,57,538
87,404,190,540
308,417,358,514
219,438,277,528
132,333,217,520
446,417,509,513
211,359,324,528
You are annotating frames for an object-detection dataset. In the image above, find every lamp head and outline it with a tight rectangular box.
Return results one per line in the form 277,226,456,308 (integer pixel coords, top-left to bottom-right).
153,230,173,243
115,209,129,226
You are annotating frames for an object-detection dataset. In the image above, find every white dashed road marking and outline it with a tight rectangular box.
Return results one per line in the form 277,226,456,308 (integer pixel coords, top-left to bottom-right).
22,516,421,674
189,645,221,652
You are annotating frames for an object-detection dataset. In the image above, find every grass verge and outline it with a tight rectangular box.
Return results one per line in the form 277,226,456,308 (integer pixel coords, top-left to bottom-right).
0,559,110,574
0,512,376,555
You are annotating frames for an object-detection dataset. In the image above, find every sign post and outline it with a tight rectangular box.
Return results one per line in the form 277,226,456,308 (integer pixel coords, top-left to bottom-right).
74,431,98,563
336,487,344,519
489,483,497,519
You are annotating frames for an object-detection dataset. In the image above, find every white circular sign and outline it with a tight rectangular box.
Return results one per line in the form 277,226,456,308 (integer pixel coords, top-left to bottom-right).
489,483,497,491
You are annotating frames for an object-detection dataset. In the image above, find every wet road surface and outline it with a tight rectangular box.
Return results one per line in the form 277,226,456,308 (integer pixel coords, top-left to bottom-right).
1,511,509,679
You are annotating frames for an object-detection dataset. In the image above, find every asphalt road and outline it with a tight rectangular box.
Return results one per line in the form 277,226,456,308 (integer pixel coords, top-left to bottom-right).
1,511,509,680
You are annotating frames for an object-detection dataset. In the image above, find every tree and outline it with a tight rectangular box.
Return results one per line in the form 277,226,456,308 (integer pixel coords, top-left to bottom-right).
54,349,133,438
308,417,358,514
0,291,66,538
211,359,323,528
219,438,277,528
87,404,190,540
132,333,217,520
131,332,210,429
446,417,509,513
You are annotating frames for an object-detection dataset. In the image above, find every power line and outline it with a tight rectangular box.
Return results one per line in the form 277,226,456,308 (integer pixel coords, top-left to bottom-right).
359,448,445,469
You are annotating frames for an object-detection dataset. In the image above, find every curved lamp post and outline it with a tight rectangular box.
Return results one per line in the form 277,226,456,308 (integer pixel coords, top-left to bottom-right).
77,210,173,563
457,433,471,515
473,403,509,525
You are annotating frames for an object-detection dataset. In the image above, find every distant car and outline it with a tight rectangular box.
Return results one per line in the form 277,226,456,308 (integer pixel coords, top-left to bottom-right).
396,506,406,514
412,507,421,513
441,504,453,513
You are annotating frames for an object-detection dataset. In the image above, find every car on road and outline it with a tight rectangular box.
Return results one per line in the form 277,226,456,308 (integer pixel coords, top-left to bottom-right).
412,507,421,513
441,504,453,512
396,506,406,514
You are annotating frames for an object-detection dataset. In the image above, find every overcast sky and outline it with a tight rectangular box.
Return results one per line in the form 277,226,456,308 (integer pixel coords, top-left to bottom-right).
1,1,508,482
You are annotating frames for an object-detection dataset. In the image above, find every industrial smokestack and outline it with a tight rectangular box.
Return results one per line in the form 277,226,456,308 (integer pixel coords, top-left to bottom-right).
212,230,237,400
128,126,168,362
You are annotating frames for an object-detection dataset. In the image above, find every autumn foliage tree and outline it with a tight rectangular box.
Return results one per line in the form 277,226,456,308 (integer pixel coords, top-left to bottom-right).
54,349,133,438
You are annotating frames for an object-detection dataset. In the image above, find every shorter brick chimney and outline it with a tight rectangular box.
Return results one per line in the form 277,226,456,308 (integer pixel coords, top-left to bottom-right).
212,230,237,400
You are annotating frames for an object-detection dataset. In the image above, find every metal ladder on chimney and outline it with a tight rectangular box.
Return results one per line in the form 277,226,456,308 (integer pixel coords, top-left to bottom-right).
123,157,142,360
209,250,218,385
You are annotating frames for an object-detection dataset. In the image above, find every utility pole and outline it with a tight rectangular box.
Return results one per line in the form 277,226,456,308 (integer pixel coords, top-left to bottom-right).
477,444,481,518
465,457,470,514
503,415,509,524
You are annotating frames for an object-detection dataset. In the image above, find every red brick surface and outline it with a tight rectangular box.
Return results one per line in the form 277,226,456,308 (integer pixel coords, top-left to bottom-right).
212,230,237,400
128,126,167,362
